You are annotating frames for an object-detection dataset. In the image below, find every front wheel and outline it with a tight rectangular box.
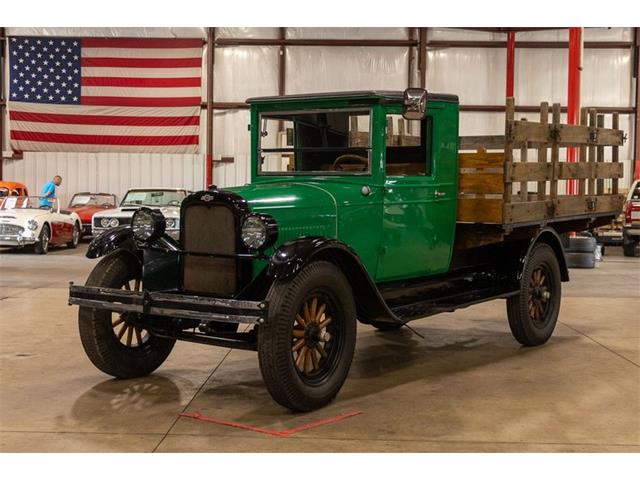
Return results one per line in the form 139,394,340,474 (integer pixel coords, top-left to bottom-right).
78,250,175,378
34,224,50,254
507,243,561,346
258,261,357,412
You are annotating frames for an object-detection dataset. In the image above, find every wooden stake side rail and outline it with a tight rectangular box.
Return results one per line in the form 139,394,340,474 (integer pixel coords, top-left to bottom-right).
457,98,626,227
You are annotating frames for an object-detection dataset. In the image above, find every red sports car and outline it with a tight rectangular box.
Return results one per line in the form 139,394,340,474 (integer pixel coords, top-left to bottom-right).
67,192,117,238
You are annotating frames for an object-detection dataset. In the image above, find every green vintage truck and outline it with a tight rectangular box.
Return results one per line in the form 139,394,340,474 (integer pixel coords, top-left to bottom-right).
69,89,625,411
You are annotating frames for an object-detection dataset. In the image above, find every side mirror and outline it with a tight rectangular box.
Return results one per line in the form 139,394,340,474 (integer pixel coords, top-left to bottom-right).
402,88,428,121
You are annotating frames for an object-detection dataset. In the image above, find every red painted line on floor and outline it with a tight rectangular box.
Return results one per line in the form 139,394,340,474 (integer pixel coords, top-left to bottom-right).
179,410,363,438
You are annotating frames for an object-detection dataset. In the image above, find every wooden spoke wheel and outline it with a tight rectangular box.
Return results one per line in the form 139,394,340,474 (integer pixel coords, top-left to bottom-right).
78,251,175,379
258,261,356,412
507,243,561,347
291,293,340,381
112,278,150,349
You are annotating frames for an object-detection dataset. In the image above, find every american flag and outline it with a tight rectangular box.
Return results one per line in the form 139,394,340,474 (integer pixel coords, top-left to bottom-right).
8,37,202,153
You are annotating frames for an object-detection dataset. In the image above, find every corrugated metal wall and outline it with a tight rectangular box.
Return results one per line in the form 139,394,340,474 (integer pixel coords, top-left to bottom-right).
2,27,637,196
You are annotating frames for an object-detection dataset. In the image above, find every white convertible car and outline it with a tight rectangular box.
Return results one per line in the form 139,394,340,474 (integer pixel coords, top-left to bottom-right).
92,188,189,240
0,196,81,254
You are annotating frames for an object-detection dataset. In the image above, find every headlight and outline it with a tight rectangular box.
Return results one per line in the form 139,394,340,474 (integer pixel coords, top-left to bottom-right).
109,218,119,228
241,214,278,251
165,217,177,229
131,207,166,243
100,217,111,228
27,219,38,231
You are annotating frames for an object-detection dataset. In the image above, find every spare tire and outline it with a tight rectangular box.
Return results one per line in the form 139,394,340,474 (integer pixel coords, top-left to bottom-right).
566,236,597,253
566,251,596,269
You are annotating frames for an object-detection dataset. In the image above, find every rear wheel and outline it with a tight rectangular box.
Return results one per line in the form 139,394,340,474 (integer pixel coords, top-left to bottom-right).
258,261,356,412
507,243,561,346
78,251,175,378
34,224,50,254
67,222,80,249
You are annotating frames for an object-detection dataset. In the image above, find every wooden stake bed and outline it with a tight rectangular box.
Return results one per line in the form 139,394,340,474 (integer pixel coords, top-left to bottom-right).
457,98,625,236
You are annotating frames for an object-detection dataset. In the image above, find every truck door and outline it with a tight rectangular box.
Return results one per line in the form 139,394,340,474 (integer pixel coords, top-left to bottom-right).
375,104,458,282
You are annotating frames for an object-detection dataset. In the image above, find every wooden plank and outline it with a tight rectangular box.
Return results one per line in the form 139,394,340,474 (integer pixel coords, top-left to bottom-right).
556,194,625,217
558,162,623,180
458,152,505,169
550,103,561,203
504,201,548,224
457,197,503,224
578,107,588,196
612,112,619,194
519,118,529,201
508,162,551,182
596,127,624,146
597,114,605,194
588,109,597,195
503,98,515,209
512,120,547,143
459,173,504,194
538,102,549,201
459,135,505,150
557,123,589,145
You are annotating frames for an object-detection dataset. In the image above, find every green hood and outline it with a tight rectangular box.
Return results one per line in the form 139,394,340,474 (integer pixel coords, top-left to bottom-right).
225,182,337,246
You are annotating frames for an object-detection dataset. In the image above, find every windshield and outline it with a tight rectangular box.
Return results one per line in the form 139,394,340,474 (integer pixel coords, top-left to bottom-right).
70,194,116,207
0,196,57,210
120,190,187,207
258,109,371,175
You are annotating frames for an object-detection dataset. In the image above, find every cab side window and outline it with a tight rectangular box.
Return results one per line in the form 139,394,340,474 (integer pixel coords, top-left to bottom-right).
385,114,432,176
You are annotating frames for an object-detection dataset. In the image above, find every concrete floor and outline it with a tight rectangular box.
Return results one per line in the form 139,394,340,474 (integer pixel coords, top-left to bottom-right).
1,242,638,452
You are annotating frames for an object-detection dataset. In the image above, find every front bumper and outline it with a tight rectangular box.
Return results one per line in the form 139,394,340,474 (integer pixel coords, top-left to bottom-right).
0,234,36,247
92,226,180,241
68,283,268,325
81,223,92,236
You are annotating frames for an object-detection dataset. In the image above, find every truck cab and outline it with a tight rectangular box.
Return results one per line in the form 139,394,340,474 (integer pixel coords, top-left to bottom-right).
70,89,624,413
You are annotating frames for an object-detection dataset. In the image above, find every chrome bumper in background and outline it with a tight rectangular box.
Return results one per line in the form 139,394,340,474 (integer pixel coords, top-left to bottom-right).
68,283,268,325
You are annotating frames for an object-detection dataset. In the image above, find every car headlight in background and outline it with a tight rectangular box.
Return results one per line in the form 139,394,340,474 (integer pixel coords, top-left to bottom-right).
131,208,166,243
100,217,119,228
27,219,38,231
165,217,177,229
241,214,278,251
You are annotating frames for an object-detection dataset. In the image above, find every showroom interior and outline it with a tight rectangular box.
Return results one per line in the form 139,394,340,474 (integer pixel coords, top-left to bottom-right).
0,27,638,453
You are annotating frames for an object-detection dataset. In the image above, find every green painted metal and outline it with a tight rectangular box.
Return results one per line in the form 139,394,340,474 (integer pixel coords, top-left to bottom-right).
224,92,460,282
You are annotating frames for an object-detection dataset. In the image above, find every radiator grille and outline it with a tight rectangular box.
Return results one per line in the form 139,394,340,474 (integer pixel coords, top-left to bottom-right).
0,224,24,236
181,204,237,295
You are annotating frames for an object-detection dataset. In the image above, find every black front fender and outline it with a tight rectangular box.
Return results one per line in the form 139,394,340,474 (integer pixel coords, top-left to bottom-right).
268,237,399,325
86,225,136,259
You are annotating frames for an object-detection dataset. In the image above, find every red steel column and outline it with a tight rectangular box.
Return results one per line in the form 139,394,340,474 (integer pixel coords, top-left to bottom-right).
567,27,583,194
506,31,515,98
205,27,215,188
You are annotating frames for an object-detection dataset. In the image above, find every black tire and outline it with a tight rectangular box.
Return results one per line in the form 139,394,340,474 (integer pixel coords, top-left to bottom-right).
566,251,596,268
370,321,404,332
622,242,638,257
78,250,175,379
258,261,357,412
67,222,80,249
34,224,50,254
507,243,561,346
566,236,596,253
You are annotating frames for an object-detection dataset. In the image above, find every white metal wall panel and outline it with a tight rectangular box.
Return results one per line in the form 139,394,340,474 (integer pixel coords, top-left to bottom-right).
214,46,279,102
2,152,204,207
286,46,408,94
5,27,206,38
286,28,410,40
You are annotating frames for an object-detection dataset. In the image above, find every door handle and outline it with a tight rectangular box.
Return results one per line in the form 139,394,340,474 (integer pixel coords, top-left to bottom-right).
434,190,446,198
361,186,373,196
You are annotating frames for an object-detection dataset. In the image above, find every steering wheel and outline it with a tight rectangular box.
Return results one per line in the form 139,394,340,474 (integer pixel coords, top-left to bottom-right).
333,154,369,172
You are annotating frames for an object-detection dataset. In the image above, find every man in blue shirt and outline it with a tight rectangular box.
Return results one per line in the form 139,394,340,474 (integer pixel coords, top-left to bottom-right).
40,175,62,208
